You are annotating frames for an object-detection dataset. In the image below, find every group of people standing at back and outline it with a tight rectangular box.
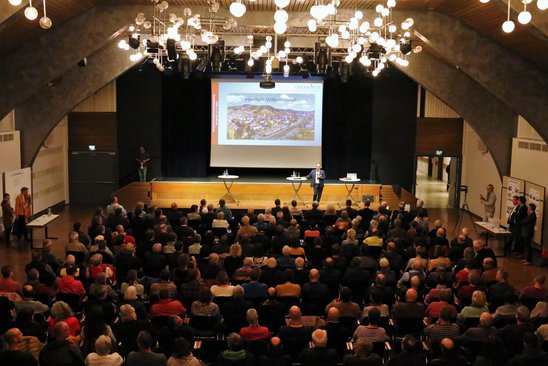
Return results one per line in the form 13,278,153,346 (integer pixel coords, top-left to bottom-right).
1,187,32,244
480,184,537,266
507,195,537,266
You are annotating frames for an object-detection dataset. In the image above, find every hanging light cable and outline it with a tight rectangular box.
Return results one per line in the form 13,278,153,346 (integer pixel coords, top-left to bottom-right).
39,0,53,29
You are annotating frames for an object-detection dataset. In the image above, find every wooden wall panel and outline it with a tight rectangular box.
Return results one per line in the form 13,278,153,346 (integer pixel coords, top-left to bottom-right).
68,112,117,151
416,117,463,156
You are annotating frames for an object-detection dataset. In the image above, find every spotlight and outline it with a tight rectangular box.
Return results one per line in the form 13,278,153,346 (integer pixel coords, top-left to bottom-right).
128,36,140,49
259,74,275,89
339,61,349,83
315,43,331,75
166,39,178,61
195,58,208,73
209,41,225,73
400,41,412,55
178,56,191,79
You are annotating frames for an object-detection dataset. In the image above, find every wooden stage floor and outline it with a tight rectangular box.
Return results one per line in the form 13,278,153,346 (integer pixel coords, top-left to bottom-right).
115,178,417,212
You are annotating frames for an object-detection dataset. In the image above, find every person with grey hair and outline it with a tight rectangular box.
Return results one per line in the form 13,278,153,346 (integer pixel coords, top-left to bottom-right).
299,329,338,366
216,333,254,366
84,335,123,366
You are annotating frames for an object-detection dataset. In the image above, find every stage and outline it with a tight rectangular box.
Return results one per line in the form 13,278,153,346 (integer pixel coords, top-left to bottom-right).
114,176,417,211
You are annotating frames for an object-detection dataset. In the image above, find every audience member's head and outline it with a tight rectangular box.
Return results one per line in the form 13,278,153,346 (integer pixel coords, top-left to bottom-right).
227,333,244,351
311,329,328,348
246,308,259,326
354,338,374,359
94,335,112,356
172,337,193,358
137,331,154,351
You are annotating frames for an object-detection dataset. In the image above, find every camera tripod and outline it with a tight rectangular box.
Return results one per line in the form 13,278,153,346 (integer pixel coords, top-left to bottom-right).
451,187,479,238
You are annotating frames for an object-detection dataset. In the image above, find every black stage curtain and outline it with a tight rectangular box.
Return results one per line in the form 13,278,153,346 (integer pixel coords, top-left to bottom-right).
161,75,211,177
117,64,163,186
322,76,373,181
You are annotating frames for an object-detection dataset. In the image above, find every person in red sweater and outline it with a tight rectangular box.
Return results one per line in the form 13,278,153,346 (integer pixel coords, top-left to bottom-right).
56,265,85,296
0,265,22,295
239,308,271,342
425,288,458,323
150,290,186,317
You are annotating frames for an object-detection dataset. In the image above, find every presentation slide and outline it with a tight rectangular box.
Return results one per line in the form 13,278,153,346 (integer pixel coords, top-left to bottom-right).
211,79,323,168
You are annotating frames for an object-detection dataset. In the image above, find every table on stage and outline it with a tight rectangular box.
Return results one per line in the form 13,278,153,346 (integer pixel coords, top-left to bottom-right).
339,177,361,204
286,176,308,207
218,174,240,205
27,214,60,249
474,221,512,257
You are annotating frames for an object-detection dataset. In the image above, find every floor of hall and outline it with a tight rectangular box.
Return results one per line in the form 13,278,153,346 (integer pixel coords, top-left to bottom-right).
1,203,546,292
415,170,450,209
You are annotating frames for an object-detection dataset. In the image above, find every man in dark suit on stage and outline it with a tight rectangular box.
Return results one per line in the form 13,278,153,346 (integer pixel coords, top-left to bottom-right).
306,163,326,203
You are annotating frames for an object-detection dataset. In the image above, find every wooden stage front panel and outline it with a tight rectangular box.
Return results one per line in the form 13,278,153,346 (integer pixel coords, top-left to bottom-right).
150,180,382,209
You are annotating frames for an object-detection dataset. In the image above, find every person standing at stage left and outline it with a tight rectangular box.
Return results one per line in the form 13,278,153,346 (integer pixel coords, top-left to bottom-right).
306,163,326,203
480,184,497,221
1,193,15,243
14,187,31,242
136,146,150,182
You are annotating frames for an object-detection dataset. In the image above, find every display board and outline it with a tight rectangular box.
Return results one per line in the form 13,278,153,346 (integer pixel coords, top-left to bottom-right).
3,167,32,216
524,181,545,249
500,176,525,228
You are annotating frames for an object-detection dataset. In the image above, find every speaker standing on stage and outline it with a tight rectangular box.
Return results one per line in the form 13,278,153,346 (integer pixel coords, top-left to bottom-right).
136,146,150,182
306,163,326,203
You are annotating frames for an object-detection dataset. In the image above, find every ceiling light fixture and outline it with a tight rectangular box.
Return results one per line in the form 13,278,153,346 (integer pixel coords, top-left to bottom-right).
306,0,415,77
123,0,232,73
39,0,52,29
24,0,39,21
479,0,545,33
229,0,246,18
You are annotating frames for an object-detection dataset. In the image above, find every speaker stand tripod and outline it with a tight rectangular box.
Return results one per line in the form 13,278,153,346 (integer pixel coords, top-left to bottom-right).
451,189,479,238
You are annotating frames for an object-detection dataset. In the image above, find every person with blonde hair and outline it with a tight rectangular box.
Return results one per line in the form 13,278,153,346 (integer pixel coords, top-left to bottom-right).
85,335,123,366
113,304,155,357
458,290,489,324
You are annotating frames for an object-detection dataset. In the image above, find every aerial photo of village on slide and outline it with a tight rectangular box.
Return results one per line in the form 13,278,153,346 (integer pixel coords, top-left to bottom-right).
226,93,316,141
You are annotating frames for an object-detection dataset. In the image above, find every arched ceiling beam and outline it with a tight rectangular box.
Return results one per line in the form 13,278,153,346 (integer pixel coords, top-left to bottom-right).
15,40,135,167
401,10,548,144
392,51,516,177
0,5,142,120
